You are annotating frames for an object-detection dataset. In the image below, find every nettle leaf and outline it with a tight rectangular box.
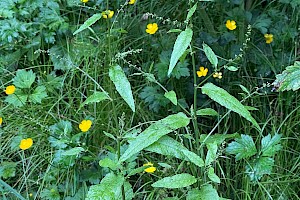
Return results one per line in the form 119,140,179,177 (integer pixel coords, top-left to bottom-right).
4,90,27,107
187,184,219,200
186,3,197,22
86,173,124,200
80,91,111,108
0,162,17,179
13,69,36,88
196,108,219,116
99,158,118,171
119,112,190,163
202,83,260,130
168,28,193,76
145,135,204,167
73,13,102,35
28,86,48,104
246,157,274,181
152,173,197,189
226,134,257,161
109,65,135,112
261,134,282,157
208,167,221,183
164,91,177,105
200,133,239,145
273,61,300,91
205,142,218,166
203,43,218,69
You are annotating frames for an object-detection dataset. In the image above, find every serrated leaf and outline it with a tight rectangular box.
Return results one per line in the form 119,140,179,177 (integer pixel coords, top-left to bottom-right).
145,136,204,167
119,113,190,163
261,134,281,157
80,91,110,108
152,173,197,188
99,158,118,171
168,28,193,76
187,184,219,200
62,147,84,156
226,134,257,161
245,157,274,181
164,91,177,105
203,43,218,69
202,83,260,130
273,61,300,91
196,108,219,116
200,133,239,145
109,65,135,112
205,142,218,165
208,167,221,183
0,162,17,179
28,86,48,103
13,69,36,88
4,90,27,107
73,13,102,35
186,3,197,22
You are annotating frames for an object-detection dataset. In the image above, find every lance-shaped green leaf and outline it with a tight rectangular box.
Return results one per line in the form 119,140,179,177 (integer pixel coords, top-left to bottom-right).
196,108,219,116
202,83,260,130
109,65,135,112
186,3,197,22
73,13,102,35
119,113,190,163
203,43,218,69
273,61,300,91
145,135,204,167
152,173,197,188
164,90,177,105
205,142,217,166
80,91,111,108
168,28,193,76
207,167,220,183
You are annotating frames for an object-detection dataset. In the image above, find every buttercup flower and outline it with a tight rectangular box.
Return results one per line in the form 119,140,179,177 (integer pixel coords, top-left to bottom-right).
226,20,237,31
143,162,156,173
213,72,222,79
20,138,33,150
129,0,136,4
5,85,16,95
0,117,2,126
79,119,92,132
102,10,114,19
81,0,88,3
197,67,208,77
146,23,158,34
264,34,273,44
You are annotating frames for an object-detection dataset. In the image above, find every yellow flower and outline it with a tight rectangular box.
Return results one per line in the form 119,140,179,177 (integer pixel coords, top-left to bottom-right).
81,0,88,3
213,72,222,79
146,23,158,35
79,119,92,132
0,117,2,126
102,10,114,19
264,34,273,44
129,0,136,4
143,162,156,173
19,138,33,150
197,67,208,77
226,20,237,31
5,85,16,95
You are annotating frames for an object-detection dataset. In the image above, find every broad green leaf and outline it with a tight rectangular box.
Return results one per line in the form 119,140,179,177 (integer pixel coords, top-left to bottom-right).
152,173,197,188
28,86,48,103
187,185,219,200
99,158,118,171
116,181,134,200
62,147,84,156
0,162,17,179
196,108,219,116
208,167,221,183
109,65,135,112
80,91,110,108
86,173,124,200
164,90,177,105
13,69,36,88
119,113,189,163
203,43,218,69
168,28,193,76
226,134,257,161
200,133,239,145
73,13,102,35
4,90,27,107
225,65,239,71
261,134,281,157
186,3,197,22
273,61,300,91
145,135,204,167
202,83,260,130
205,142,218,165
245,157,274,181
